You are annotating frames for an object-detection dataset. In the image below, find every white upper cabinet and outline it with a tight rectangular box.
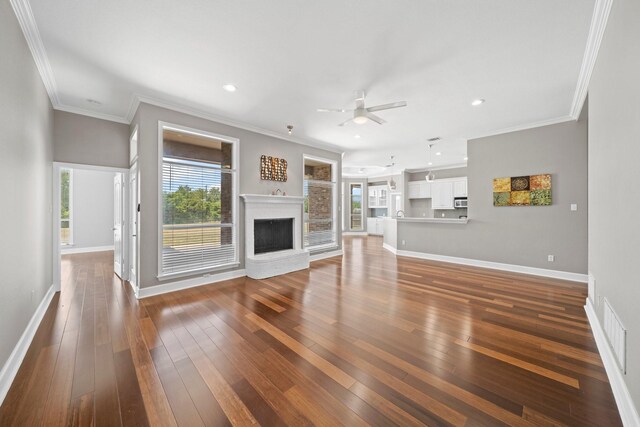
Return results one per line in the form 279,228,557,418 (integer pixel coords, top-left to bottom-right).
453,177,468,197
368,185,388,208
407,181,431,199
431,180,455,210
408,176,466,207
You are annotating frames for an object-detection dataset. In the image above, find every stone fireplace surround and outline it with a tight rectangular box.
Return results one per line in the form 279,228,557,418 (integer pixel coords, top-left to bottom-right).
241,194,309,279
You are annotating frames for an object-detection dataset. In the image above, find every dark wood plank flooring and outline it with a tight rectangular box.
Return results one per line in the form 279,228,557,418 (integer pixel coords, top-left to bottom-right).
0,236,622,426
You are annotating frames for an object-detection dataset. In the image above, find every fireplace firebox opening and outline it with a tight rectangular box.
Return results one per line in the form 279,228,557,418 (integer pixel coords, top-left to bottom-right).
254,218,294,254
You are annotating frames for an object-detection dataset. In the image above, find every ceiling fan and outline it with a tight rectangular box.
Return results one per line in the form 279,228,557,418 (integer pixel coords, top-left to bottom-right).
318,90,407,126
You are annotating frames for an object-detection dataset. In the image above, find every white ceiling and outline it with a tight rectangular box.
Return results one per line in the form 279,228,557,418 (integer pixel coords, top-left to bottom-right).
26,0,595,175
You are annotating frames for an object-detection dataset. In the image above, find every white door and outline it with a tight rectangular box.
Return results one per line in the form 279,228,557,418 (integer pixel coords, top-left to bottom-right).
129,167,138,288
113,174,124,278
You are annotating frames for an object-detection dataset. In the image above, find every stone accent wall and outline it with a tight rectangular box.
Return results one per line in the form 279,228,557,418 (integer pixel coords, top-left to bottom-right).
306,165,332,233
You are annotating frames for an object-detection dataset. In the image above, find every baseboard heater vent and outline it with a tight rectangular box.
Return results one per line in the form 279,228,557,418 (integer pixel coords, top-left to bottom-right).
603,298,627,373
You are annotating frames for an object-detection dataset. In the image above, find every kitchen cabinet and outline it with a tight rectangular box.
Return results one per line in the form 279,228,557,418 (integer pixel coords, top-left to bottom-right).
407,181,431,199
453,177,468,197
368,185,388,208
431,180,455,209
367,217,385,235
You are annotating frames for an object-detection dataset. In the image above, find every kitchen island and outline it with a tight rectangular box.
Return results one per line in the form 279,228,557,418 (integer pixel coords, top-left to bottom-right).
383,217,469,254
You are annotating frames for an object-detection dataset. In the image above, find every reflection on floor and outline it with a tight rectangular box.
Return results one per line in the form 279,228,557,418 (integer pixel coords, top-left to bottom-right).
0,237,622,426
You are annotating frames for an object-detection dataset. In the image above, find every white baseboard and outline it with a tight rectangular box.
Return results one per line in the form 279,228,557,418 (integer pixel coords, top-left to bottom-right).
61,245,114,254
382,243,397,254
585,298,640,426
137,269,247,299
309,249,343,262
385,247,588,283
0,284,55,405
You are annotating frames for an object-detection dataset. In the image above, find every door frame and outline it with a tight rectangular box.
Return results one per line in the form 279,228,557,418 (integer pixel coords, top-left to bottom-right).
52,162,130,293
128,161,140,297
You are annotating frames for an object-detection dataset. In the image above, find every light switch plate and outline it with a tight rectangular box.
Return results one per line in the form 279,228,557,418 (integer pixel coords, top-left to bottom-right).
570,204,578,211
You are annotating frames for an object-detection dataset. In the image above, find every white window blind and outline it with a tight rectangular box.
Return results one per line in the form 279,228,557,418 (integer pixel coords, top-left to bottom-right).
161,157,236,275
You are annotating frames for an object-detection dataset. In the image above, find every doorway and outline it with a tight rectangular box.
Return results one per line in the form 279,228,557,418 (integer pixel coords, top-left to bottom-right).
52,163,130,294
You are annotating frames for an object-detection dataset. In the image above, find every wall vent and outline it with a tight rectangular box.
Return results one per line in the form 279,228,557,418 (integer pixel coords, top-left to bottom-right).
603,298,626,373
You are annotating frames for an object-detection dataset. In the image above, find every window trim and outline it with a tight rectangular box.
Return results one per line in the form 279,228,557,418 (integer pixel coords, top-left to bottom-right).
302,154,338,251
349,182,364,232
60,168,74,246
157,121,240,279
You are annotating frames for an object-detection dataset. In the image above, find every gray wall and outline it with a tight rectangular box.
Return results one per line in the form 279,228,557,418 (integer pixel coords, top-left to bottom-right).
398,119,588,274
588,0,640,408
0,1,54,375
67,169,114,249
54,110,130,168
133,103,342,289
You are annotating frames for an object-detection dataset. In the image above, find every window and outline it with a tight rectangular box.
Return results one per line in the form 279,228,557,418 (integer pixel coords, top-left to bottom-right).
349,183,363,231
303,156,337,248
159,124,238,277
60,168,73,245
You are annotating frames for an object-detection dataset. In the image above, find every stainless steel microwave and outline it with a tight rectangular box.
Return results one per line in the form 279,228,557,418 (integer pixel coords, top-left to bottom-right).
454,198,468,208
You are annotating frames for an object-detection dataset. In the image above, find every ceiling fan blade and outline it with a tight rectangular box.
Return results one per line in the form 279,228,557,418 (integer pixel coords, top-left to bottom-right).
366,113,386,125
354,90,366,109
366,101,407,113
317,108,352,113
338,118,353,127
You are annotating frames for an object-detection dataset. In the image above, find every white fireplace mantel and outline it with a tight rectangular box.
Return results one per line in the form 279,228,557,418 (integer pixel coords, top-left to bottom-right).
240,194,309,279
241,194,305,205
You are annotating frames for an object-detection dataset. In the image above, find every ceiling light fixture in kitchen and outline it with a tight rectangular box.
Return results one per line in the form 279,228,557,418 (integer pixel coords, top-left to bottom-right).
425,143,436,182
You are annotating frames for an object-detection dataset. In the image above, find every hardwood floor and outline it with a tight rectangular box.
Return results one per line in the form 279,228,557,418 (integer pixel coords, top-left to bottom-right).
0,236,622,426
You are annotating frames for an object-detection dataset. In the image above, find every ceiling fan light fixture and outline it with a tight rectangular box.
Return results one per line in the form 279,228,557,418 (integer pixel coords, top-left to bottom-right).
353,115,368,125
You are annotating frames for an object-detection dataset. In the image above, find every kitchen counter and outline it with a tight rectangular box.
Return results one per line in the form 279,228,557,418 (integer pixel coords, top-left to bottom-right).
395,217,468,224
382,217,469,252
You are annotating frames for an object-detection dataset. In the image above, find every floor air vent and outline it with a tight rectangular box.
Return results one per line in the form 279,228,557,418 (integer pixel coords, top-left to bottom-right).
603,298,627,373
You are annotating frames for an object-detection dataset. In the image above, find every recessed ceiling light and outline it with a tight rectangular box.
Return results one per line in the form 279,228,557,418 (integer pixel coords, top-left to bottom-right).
464,156,468,161
435,152,442,156
428,162,433,166
471,99,485,106
222,84,237,92
358,168,364,174
86,98,102,105
354,134,361,139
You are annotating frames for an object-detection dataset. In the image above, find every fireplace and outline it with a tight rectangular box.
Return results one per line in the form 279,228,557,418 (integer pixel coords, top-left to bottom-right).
254,218,293,254
241,194,309,279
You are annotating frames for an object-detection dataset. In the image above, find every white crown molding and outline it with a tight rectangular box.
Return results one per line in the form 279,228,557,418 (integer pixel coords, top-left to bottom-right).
0,284,55,405
466,115,575,141
585,298,640,426
404,163,469,174
129,93,345,154
570,0,614,119
54,104,130,124
10,0,59,106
